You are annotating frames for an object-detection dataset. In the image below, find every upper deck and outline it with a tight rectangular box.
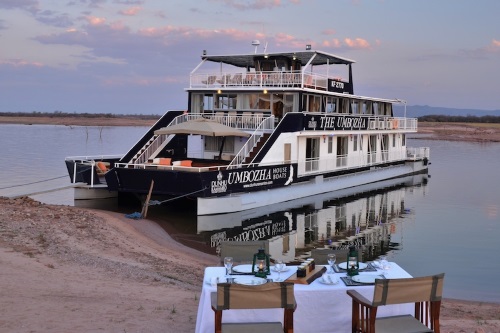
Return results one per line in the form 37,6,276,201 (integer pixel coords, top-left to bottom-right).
189,50,355,94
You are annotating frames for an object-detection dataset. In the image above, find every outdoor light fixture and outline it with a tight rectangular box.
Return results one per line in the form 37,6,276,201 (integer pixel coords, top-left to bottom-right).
217,89,222,94
347,246,359,276
252,248,270,278
263,89,268,94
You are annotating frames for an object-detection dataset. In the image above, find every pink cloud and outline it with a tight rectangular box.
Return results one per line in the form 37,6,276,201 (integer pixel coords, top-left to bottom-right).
85,16,106,26
322,29,336,36
344,38,370,49
119,6,142,16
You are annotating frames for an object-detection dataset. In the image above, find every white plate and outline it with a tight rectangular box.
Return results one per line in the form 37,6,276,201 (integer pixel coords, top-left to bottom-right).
318,276,339,285
271,265,290,272
232,264,255,273
352,275,380,284
233,276,267,286
338,262,368,270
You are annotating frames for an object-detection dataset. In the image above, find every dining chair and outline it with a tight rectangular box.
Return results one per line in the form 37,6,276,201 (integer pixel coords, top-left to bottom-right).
219,240,268,264
346,273,445,333
211,282,296,333
310,248,364,264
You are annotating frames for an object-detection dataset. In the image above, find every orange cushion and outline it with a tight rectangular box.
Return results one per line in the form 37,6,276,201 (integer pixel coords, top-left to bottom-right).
180,160,192,167
96,162,108,172
159,158,171,165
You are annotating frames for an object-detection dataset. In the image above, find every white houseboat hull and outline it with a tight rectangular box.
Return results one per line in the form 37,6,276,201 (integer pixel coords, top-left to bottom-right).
198,160,426,215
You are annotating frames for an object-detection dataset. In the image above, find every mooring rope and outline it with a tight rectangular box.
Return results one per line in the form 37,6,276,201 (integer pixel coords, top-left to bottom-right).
0,175,68,190
148,187,208,205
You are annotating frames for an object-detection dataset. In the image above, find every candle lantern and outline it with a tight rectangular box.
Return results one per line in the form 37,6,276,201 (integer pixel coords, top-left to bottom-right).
347,246,359,276
252,248,270,278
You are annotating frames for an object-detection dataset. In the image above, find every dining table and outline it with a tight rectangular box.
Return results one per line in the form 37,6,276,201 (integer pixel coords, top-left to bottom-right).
195,261,414,333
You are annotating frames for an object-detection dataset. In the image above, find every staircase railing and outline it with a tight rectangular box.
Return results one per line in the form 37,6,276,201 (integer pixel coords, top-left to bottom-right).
228,116,275,168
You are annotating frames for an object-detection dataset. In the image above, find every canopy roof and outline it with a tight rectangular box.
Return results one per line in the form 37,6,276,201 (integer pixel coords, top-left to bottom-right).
154,118,251,137
201,50,355,68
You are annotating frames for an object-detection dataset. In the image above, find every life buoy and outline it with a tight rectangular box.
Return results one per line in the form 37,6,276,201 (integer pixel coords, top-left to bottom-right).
392,119,399,129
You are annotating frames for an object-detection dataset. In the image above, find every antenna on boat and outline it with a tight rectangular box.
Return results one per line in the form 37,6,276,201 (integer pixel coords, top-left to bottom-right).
251,40,260,54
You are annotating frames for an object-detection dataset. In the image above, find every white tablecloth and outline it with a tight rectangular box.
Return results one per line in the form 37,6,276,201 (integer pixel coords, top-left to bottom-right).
195,262,413,333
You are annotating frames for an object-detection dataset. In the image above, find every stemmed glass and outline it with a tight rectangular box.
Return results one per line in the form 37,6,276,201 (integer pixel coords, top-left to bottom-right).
327,253,337,274
379,255,390,276
275,259,285,282
223,256,233,277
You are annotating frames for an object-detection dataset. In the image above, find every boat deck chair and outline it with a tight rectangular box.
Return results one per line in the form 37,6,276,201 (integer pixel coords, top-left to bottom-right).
219,240,268,264
346,273,445,333
211,282,296,333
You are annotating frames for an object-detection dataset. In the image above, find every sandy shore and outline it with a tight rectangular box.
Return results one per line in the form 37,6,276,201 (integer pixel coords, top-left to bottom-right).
1,197,499,333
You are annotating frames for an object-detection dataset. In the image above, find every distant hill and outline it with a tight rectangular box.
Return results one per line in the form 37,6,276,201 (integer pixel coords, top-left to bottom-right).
393,105,500,118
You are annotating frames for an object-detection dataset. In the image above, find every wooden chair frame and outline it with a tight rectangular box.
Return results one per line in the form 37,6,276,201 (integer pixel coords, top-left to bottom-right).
346,273,444,333
211,282,296,333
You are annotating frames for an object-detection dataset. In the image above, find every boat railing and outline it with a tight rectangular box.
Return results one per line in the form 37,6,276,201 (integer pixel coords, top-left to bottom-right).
228,115,275,168
299,149,412,177
190,70,331,90
65,155,122,186
406,147,430,160
367,117,418,131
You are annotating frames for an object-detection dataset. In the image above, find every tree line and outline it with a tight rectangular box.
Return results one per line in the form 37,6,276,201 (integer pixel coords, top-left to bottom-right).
418,115,500,123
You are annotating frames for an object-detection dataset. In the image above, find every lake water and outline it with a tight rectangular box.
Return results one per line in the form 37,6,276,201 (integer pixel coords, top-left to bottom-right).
1,124,499,303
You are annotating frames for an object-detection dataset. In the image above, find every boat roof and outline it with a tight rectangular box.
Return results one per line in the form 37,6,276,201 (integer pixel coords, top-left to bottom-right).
201,50,355,68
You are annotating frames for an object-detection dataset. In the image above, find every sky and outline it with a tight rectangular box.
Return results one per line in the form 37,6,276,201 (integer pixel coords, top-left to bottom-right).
1,0,499,115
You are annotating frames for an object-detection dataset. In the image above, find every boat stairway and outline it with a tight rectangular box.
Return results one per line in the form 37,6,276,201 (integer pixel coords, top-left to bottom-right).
244,133,270,164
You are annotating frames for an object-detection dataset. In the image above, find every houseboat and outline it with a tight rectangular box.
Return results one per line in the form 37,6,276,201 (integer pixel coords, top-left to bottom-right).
65,48,429,215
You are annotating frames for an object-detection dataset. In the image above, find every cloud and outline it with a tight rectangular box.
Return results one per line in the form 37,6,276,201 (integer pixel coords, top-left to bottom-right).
35,10,74,28
118,6,142,16
0,0,38,13
0,58,44,68
209,0,288,11
344,38,370,49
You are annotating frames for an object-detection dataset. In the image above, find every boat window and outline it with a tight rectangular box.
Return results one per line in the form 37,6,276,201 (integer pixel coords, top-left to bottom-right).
351,100,359,114
324,96,337,113
304,94,321,112
402,134,406,146
392,134,396,147
328,136,333,154
216,94,237,110
305,138,319,171
202,94,214,112
353,135,358,151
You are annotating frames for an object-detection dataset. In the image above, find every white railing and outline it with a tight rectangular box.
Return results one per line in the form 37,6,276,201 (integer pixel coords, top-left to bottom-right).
190,70,329,90
65,155,122,186
299,148,416,177
228,116,275,168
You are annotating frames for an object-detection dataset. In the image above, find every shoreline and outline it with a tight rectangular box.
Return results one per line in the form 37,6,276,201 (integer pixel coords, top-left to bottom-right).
2,114,500,142
0,197,499,333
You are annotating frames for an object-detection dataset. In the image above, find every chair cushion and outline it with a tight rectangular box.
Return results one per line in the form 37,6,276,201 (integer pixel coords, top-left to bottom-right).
222,322,283,333
376,315,434,333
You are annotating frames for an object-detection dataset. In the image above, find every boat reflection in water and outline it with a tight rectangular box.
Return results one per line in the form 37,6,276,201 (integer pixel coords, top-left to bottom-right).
198,174,428,263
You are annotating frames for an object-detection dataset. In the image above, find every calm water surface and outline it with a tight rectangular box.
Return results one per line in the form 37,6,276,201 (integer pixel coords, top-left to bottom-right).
0,124,498,303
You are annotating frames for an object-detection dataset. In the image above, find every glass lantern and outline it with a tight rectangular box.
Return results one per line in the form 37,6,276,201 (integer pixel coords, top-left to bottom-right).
347,246,359,276
252,248,270,278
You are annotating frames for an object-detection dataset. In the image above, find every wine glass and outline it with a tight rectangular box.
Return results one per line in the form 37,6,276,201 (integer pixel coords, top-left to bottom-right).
327,253,337,274
379,255,390,276
223,256,233,277
275,259,285,282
